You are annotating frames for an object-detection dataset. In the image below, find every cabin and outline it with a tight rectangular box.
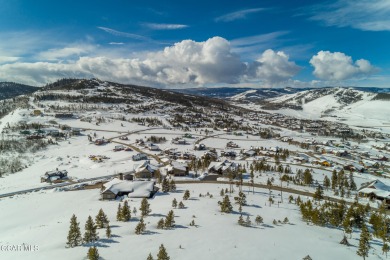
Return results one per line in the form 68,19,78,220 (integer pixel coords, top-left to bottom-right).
41,170,68,183
146,143,160,151
208,160,238,175
194,143,206,151
358,180,390,206
163,161,189,176
101,179,156,200
134,161,159,179
55,113,73,118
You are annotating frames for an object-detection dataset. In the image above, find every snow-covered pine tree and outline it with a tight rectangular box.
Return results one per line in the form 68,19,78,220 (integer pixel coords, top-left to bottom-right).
140,198,152,217
245,215,251,227
147,253,154,260
95,208,109,228
169,179,176,192
218,195,233,213
162,178,170,193
238,215,245,226
157,218,165,229
255,215,263,225
172,198,178,208
164,210,175,229
357,222,372,260
87,246,99,260
83,216,99,244
116,203,123,221
66,214,82,248
121,201,131,221
157,244,170,260
183,190,190,200
135,217,146,235
106,223,111,239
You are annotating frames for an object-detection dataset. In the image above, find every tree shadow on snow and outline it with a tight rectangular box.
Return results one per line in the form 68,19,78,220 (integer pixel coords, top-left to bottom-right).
174,224,189,229
83,242,109,248
149,213,166,217
143,230,160,235
246,204,262,209
261,224,275,228
109,225,121,229
99,238,119,244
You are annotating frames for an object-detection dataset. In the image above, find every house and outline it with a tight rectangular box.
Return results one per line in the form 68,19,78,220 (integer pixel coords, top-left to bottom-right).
71,128,81,135
95,139,109,145
134,160,159,179
208,160,238,175
101,179,156,200
358,180,390,205
41,170,68,183
226,141,239,148
132,153,148,161
172,138,187,145
163,161,189,176
243,149,257,157
146,142,160,151
114,145,125,151
55,113,73,118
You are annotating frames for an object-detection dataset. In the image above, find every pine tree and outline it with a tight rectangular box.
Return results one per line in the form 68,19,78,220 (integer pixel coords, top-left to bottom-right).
323,176,330,190
164,210,175,229
255,215,263,225
135,217,146,235
106,224,111,239
157,218,165,229
283,217,289,224
220,189,225,196
349,172,357,191
245,215,251,227
189,219,196,226
218,195,233,213
66,214,82,248
238,215,245,226
116,203,123,221
169,179,176,192
162,178,170,193
87,246,99,260
178,201,185,209
172,198,177,208
234,191,247,206
147,253,154,260
121,201,131,221
331,170,337,190
357,222,372,260
157,244,170,260
95,208,109,228
314,185,324,201
83,216,99,244
382,242,389,257
183,190,190,200
140,198,152,217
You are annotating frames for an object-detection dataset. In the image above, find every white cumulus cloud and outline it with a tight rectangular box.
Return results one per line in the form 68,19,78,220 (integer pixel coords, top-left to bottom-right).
310,51,377,80
0,37,300,87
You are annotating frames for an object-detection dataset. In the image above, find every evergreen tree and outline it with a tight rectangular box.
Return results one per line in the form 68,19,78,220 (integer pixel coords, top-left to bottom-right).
169,179,176,192
133,207,138,216
303,169,313,185
172,198,177,208
147,253,154,260
183,190,190,200
121,201,131,221
255,215,263,225
189,219,196,226
162,178,170,193
95,208,109,228
135,217,146,235
140,198,152,217
66,214,82,248
323,176,330,190
218,195,233,213
164,210,175,229
314,185,324,201
87,246,99,260
357,222,371,260
157,244,170,260
116,203,123,221
178,201,185,209
283,217,289,224
238,215,245,226
106,224,111,239
331,170,338,190
349,172,357,191
83,216,99,244
245,215,251,227
157,218,165,229
382,242,389,257
220,188,225,197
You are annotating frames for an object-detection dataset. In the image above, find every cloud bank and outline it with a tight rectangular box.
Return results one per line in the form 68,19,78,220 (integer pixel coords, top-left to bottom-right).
0,36,300,87
310,51,376,80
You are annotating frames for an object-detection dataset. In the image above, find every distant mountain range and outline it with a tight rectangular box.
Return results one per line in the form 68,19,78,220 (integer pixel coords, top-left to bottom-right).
0,82,38,100
172,86,390,102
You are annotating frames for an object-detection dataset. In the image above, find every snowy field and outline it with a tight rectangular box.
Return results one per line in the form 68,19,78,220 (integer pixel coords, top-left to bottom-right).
0,183,383,260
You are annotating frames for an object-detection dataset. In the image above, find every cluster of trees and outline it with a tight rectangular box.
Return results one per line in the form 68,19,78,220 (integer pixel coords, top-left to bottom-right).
146,135,167,143
147,244,170,260
66,210,111,249
326,170,357,197
131,117,163,127
157,210,175,230
162,178,176,193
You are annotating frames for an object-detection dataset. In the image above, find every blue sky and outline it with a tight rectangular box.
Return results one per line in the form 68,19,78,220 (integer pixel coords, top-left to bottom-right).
0,0,389,88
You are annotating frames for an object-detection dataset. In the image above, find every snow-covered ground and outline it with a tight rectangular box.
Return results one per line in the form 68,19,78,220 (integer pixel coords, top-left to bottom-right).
0,183,383,260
